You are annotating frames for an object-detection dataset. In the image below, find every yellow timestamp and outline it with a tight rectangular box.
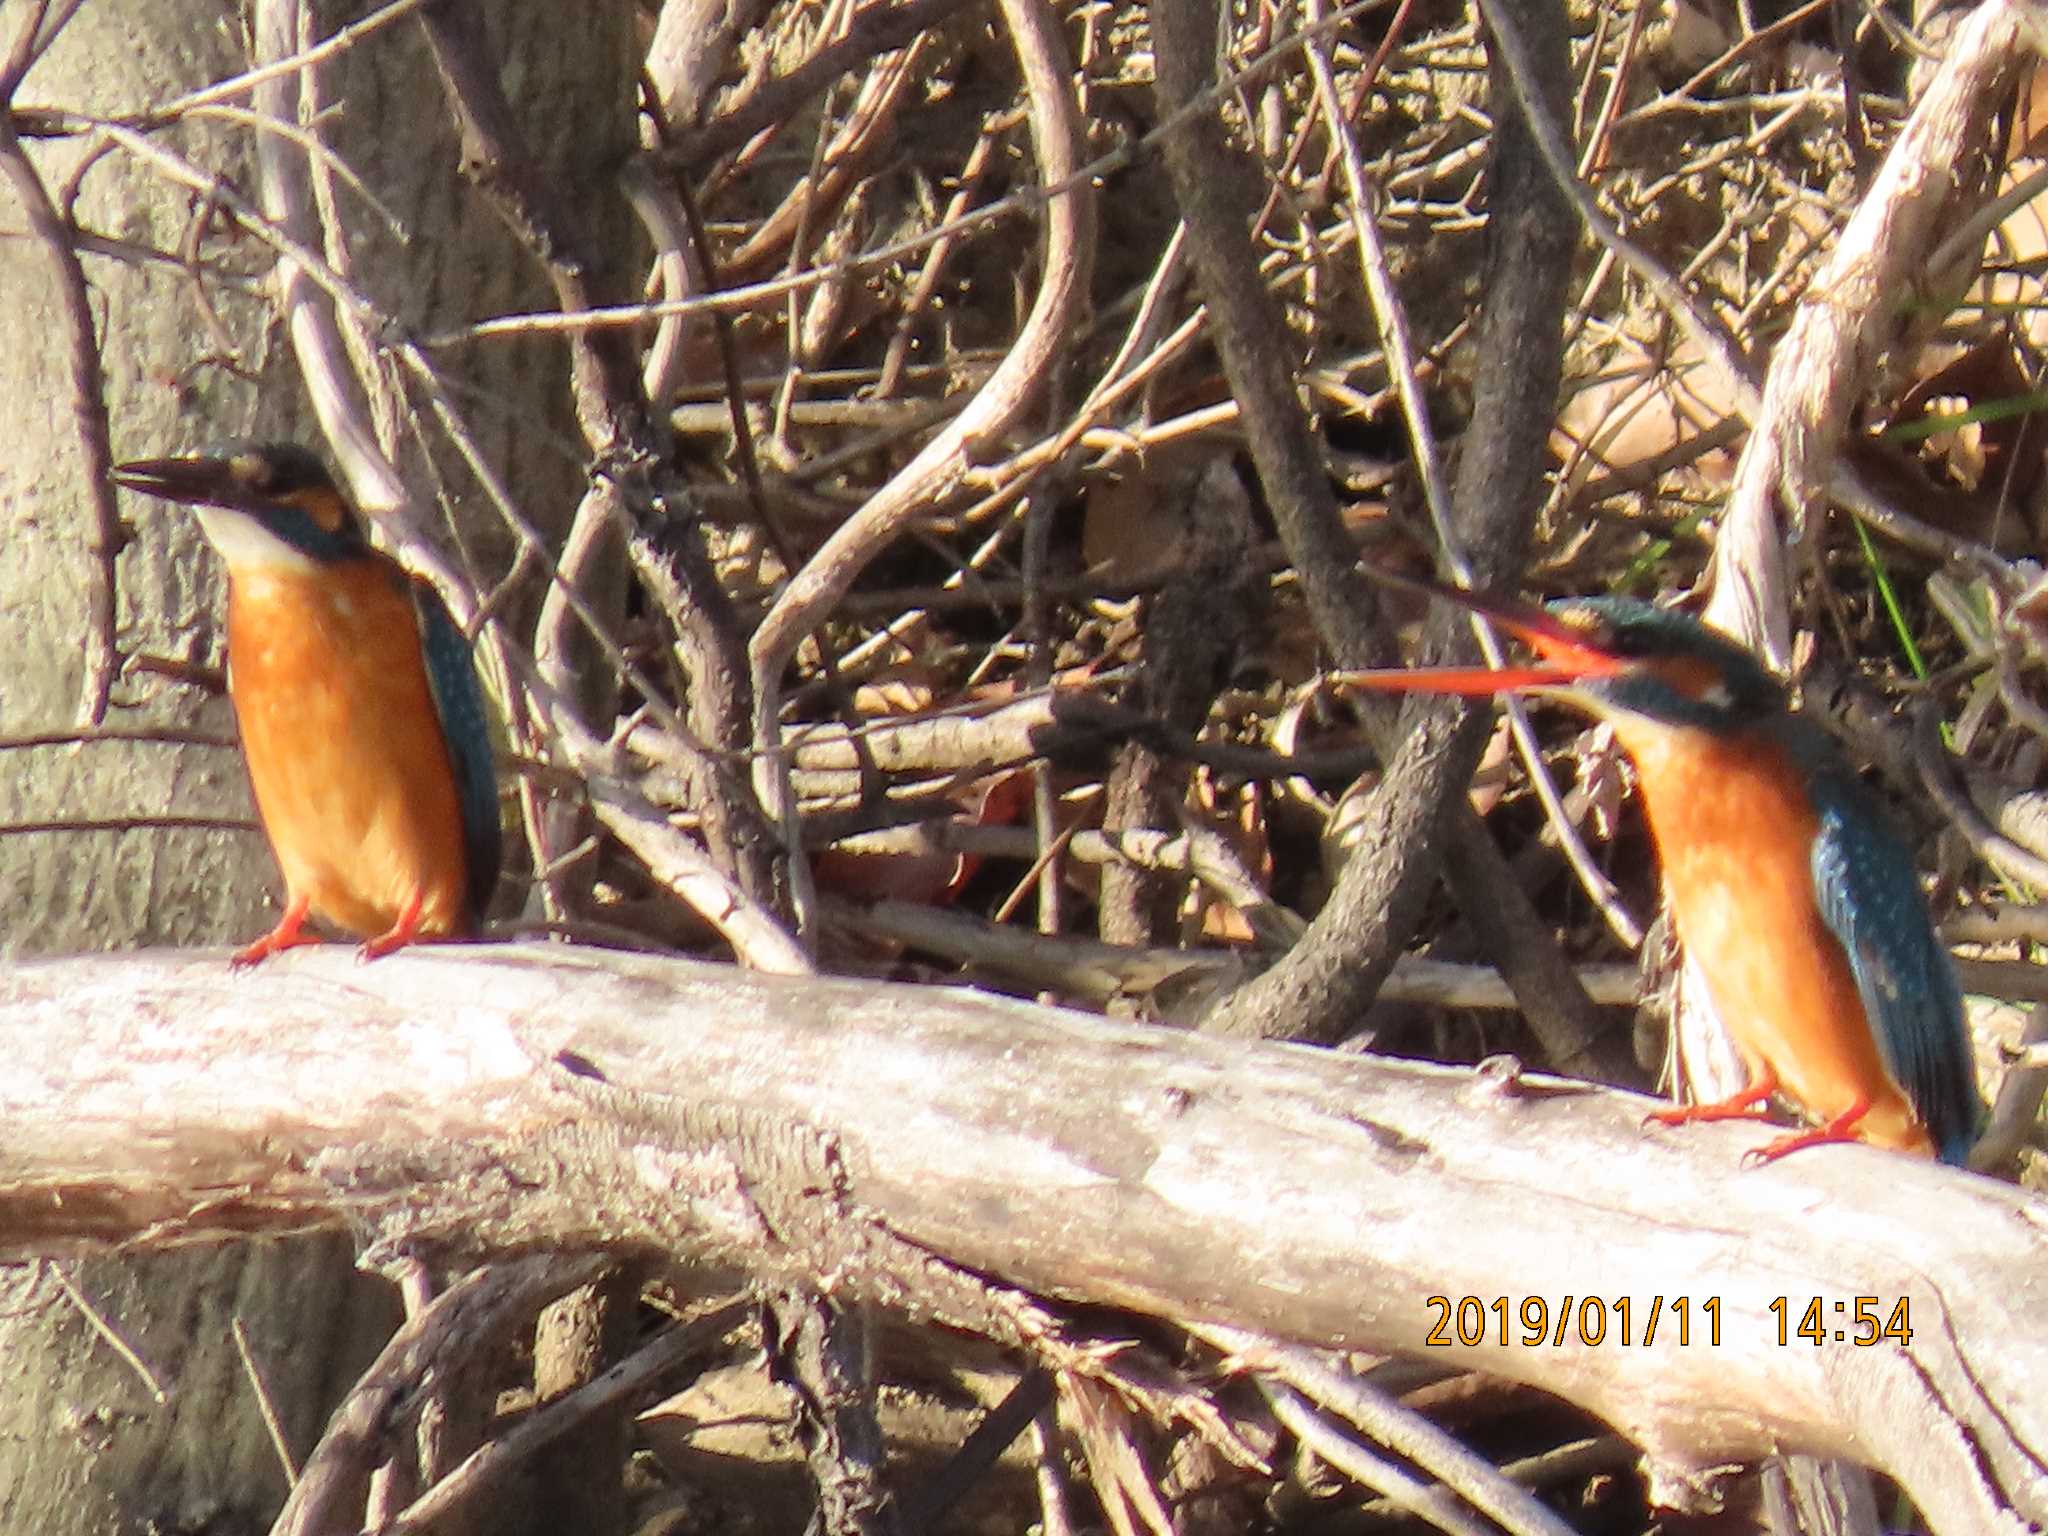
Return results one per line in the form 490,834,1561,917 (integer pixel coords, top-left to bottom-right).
1423,1295,1722,1348
1770,1296,1913,1347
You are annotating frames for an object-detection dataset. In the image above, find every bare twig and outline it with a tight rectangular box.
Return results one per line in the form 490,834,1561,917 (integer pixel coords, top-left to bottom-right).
1060,1373,1175,1536
380,1298,750,1536
1203,1326,1580,1536
1972,1003,2048,1171
0,0,119,725
894,1369,1056,1532
49,1263,168,1404
769,1292,895,1536
1912,703,2048,888
582,767,813,974
877,125,1001,399
836,894,1640,1012
270,1257,608,1536
1265,1384,1495,1536
721,37,923,285
417,0,777,910
232,1315,301,1485
644,0,777,135
674,0,984,168
1702,0,2029,663
746,0,1095,941
1031,1408,1079,1536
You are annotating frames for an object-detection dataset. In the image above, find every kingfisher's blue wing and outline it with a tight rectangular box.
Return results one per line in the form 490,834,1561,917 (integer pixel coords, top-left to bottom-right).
1806,767,1978,1163
410,579,502,922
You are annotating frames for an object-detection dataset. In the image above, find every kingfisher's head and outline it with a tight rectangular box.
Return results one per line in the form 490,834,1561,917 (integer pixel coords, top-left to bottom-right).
114,440,367,571
1522,596,1786,733
1345,575,1786,735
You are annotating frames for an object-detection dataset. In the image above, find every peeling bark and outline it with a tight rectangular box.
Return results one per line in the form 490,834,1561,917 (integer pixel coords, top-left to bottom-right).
1,946,2042,1527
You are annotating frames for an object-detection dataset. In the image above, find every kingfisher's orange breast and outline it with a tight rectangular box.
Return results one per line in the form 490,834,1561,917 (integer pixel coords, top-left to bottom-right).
1612,719,1931,1155
226,558,473,940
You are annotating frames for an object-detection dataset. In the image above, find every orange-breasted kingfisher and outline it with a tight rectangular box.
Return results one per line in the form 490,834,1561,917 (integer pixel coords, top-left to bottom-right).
1348,580,1980,1164
114,441,501,967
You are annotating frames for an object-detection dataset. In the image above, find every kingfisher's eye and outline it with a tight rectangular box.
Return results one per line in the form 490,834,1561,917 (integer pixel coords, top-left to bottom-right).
1598,622,1661,659
1554,608,1616,651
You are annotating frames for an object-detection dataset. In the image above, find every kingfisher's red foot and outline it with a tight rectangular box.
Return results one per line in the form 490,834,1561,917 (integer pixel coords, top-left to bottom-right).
1644,1068,1779,1130
232,895,316,970
1742,1095,1874,1166
358,890,425,962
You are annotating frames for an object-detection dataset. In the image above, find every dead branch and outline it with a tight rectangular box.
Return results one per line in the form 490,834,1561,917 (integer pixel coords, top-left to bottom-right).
0,2,119,727
376,1295,750,1535
1703,0,2032,664
418,4,776,910
1,945,2043,1527
743,0,1095,781
271,1254,608,1536
1155,0,1586,1049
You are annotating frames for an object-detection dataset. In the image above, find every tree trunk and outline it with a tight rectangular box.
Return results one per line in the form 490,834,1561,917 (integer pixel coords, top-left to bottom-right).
0,4,636,1531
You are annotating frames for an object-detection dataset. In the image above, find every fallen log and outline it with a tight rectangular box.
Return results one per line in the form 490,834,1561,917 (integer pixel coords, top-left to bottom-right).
1,944,2040,1526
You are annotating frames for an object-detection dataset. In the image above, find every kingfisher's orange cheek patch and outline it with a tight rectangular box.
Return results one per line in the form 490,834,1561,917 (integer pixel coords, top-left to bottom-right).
290,488,350,535
1650,654,1726,702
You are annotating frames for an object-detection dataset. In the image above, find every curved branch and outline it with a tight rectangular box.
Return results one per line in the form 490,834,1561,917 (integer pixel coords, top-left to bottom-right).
1699,0,2028,663
741,0,1092,939
1156,0,1581,1044
744,0,1094,687
251,0,411,516
0,76,119,726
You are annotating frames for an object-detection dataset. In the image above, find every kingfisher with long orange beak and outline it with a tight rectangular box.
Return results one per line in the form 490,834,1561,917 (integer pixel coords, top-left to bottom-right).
115,441,501,967
1348,579,1979,1164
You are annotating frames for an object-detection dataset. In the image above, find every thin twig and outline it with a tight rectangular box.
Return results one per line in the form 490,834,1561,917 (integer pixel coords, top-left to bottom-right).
233,1315,302,1485
838,893,1639,1011
1912,702,2048,888
50,1264,168,1404
675,0,986,168
1265,1382,1494,1536
1201,1325,1581,1536
379,1299,750,1535
0,0,119,725
895,1369,1056,1532
745,0,1095,943
1971,1002,2048,1170
272,1258,608,1536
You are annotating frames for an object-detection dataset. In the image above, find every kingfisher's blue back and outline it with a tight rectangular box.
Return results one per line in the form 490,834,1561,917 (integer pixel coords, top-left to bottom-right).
1343,580,1982,1163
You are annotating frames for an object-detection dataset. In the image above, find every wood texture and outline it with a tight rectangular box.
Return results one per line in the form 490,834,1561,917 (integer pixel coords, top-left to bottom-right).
1,944,2042,1526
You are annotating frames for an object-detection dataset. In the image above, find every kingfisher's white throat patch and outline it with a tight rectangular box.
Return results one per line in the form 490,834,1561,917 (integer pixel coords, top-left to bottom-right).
193,506,319,574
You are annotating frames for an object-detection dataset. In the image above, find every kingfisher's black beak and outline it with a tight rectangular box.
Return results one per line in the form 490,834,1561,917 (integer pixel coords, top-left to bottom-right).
112,454,254,513
1335,567,1631,696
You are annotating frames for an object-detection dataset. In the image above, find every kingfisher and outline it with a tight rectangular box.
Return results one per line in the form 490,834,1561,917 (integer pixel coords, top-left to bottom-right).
114,441,501,967
1346,578,1979,1164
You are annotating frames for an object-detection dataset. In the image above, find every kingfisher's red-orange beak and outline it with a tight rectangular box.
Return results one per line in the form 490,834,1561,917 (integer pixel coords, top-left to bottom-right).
1335,569,1630,696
